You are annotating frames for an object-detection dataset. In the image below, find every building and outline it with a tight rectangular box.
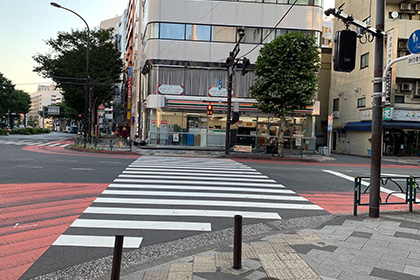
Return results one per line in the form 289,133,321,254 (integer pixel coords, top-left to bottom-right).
329,0,420,156
132,0,324,149
28,84,63,128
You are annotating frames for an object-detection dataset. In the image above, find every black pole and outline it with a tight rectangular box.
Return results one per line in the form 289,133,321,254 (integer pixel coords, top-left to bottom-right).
111,235,124,280
233,215,242,269
225,72,233,155
369,0,384,218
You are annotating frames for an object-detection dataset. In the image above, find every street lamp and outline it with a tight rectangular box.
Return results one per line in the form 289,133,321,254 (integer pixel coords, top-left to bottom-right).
50,2,90,139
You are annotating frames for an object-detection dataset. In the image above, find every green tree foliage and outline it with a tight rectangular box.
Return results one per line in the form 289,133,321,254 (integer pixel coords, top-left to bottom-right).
250,32,320,153
250,32,320,116
0,73,31,117
33,28,123,114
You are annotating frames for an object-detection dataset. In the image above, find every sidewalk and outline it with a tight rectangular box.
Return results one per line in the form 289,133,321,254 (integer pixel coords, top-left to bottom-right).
118,212,420,280
36,212,420,280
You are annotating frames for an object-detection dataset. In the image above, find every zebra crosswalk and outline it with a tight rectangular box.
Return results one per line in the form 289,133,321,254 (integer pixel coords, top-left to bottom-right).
0,139,70,147
52,156,324,248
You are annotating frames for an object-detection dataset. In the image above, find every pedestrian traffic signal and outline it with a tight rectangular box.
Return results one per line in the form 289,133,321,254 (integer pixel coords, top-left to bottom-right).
241,57,250,76
333,29,357,72
207,104,213,115
78,114,82,118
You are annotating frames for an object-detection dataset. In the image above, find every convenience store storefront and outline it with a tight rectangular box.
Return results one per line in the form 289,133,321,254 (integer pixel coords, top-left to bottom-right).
143,94,316,149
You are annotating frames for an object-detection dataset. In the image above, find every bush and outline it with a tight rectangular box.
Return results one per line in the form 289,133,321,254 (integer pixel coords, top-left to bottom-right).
18,128,30,135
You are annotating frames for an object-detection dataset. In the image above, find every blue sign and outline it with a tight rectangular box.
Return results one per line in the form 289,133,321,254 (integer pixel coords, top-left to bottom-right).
408,30,420,54
218,79,222,90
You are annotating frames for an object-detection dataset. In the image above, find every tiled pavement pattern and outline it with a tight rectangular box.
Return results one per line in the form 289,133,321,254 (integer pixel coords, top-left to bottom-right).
122,212,420,280
133,231,320,280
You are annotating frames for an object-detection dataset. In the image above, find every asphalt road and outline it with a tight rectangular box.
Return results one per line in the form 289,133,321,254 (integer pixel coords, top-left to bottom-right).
1,133,419,279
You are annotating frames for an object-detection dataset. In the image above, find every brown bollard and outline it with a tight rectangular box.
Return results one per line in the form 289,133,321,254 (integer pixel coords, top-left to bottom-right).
233,215,242,269
111,235,124,280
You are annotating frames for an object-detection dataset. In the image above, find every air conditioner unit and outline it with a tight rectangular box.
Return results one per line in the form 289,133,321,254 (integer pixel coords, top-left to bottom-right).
401,83,413,91
332,111,340,118
413,81,420,98
400,2,412,10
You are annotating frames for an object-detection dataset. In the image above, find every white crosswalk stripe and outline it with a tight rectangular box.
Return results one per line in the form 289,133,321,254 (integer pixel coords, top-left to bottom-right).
0,139,70,147
53,156,324,248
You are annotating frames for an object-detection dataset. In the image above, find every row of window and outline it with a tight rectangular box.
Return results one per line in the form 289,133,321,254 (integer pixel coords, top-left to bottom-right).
215,0,323,5
334,95,405,111
145,22,321,45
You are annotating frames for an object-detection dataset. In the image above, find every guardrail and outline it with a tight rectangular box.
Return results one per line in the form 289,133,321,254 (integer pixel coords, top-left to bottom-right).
353,176,419,215
74,136,133,152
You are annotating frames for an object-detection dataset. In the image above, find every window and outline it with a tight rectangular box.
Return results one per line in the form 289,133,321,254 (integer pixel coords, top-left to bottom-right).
262,28,275,43
395,95,405,103
212,26,236,42
333,98,339,111
361,52,369,69
160,23,185,40
357,97,366,108
147,22,159,39
242,27,261,43
186,24,211,41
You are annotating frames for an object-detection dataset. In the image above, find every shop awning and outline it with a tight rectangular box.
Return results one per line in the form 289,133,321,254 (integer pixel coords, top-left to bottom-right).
344,121,420,131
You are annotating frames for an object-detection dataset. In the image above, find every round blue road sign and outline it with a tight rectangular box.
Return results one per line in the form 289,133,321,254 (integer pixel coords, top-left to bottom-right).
408,30,420,54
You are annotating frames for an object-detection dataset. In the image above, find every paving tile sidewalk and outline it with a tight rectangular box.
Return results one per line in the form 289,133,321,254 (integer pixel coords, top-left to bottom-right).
121,212,420,280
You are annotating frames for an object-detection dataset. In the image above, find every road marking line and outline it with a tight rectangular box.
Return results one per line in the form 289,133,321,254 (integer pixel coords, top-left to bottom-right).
322,170,406,199
102,189,306,201
122,170,267,178
126,167,261,174
53,235,143,248
118,174,275,182
84,207,281,219
129,165,252,171
94,197,323,210
71,219,211,231
71,168,94,171
114,178,285,188
108,183,294,194
37,143,50,146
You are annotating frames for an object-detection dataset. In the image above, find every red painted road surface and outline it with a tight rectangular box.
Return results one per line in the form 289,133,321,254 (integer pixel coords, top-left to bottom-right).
299,191,420,214
0,183,108,280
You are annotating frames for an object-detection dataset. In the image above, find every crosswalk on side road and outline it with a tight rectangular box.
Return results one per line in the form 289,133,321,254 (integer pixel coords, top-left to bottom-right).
0,139,70,147
52,156,325,249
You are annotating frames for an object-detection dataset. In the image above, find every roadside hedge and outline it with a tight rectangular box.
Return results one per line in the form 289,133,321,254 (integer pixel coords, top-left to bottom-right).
0,128,51,135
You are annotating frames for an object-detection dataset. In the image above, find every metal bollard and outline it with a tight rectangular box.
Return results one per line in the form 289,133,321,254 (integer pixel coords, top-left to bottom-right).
111,235,124,280
233,215,242,269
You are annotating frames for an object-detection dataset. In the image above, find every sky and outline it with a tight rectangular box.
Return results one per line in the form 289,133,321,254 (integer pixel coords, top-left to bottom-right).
1,0,334,95
0,0,128,94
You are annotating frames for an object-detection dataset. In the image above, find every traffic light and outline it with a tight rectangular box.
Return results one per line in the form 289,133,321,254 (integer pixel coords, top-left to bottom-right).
241,57,250,76
232,112,240,123
333,29,357,72
78,114,82,118
206,104,213,115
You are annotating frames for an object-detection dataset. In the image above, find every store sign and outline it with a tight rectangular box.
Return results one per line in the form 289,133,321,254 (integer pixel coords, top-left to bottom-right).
127,66,132,99
383,108,393,120
296,137,302,146
161,120,167,124
393,109,420,121
234,145,252,153
158,84,184,95
208,87,233,97
151,120,157,124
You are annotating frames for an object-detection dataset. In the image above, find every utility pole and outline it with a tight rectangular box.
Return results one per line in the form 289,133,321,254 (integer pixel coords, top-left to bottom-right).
325,5,385,218
225,27,245,155
369,0,385,218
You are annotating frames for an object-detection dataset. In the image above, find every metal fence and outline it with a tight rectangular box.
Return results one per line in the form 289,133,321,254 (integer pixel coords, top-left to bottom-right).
74,136,133,151
353,176,420,215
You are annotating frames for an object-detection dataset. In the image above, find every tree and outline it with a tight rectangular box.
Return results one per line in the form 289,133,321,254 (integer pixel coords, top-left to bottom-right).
0,73,31,126
33,28,123,133
250,32,320,154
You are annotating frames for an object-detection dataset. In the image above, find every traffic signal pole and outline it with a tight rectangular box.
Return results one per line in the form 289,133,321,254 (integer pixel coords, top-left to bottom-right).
325,4,385,218
225,28,245,155
369,0,385,218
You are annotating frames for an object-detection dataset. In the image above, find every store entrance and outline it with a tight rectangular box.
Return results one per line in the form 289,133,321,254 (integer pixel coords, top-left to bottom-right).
383,129,420,156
